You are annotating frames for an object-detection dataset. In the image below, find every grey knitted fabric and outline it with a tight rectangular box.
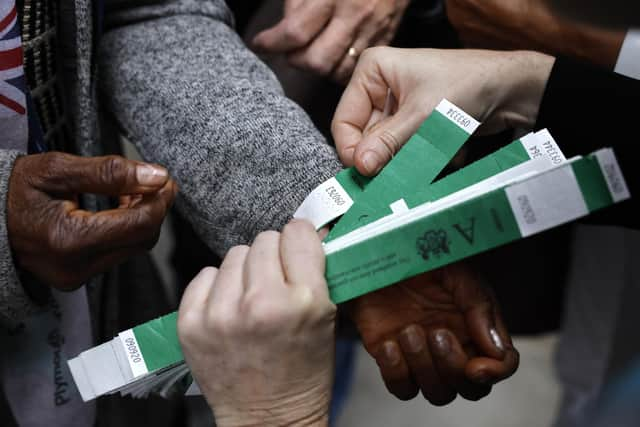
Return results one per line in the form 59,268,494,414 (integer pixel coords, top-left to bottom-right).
0,0,343,327
100,0,343,256
0,150,37,328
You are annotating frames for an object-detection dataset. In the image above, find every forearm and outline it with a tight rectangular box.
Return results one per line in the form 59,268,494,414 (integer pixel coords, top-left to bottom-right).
552,20,624,70
517,2,624,69
446,0,625,69
100,0,342,256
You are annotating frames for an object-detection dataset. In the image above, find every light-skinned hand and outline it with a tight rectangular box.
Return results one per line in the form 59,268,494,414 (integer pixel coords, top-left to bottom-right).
178,220,336,427
252,0,410,83
332,47,555,176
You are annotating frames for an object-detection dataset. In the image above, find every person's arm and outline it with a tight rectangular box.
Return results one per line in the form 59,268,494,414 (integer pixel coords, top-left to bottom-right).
251,0,411,82
0,151,176,329
445,0,625,70
100,0,343,257
332,47,637,227
178,220,334,427
332,47,553,173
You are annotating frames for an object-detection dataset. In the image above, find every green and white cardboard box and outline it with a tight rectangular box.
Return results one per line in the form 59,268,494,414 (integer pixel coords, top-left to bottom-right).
68,100,630,401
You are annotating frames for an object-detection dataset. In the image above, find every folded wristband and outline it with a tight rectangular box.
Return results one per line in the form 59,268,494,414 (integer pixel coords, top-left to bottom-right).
294,99,479,230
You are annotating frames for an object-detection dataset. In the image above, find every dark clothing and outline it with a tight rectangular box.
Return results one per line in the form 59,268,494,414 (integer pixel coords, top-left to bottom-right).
536,57,638,228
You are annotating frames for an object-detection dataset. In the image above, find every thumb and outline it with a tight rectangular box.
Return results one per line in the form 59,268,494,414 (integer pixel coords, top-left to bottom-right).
352,108,424,176
34,152,169,195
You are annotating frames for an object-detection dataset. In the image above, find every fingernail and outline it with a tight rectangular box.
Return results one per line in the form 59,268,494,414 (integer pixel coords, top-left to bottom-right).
471,371,491,385
403,326,425,353
136,165,168,186
361,151,382,175
490,328,505,352
382,341,401,366
433,330,450,354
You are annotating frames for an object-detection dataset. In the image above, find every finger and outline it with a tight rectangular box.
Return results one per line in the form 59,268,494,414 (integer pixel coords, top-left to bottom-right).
284,0,304,14
428,329,492,402
332,10,395,83
444,264,506,360
375,340,419,400
332,36,369,84
119,195,132,208
118,194,143,208
252,1,334,53
207,245,250,313
363,107,389,133
493,294,516,350
63,178,176,252
287,16,357,76
129,194,144,207
177,267,218,344
373,5,405,47
398,325,456,405
34,153,170,195
465,346,520,386
179,267,219,314
351,107,424,176
332,53,392,166
244,230,285,294
363,88,397,132
280,220,326,294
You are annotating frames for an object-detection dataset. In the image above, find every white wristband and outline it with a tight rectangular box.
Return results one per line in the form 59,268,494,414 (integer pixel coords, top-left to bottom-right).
615,29,640,80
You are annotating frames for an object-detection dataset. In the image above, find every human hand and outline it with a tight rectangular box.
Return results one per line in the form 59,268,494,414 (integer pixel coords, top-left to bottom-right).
445,0,624,69
349,263,519,404
252,0,410,82
7,152,177,291
332,47,555,175
178,220,336,427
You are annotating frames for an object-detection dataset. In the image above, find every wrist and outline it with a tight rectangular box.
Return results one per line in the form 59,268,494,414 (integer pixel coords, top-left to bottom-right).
214,405,329,427
495,51,555,130
209,386,331,427
215,410,329,427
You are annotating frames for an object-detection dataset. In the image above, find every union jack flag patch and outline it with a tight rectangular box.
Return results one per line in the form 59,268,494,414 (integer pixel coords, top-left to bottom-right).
1,0,28,150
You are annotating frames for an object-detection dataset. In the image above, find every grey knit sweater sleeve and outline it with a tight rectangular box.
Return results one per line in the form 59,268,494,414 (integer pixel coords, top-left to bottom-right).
0,149,39,328
99,0,343,257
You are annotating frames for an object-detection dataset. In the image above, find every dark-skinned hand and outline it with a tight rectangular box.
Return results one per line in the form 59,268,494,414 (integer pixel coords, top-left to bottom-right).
7,152,178,291
349,262,519,404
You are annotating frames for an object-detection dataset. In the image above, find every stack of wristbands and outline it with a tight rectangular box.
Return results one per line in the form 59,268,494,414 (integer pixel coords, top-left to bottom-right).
69,99,631,401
